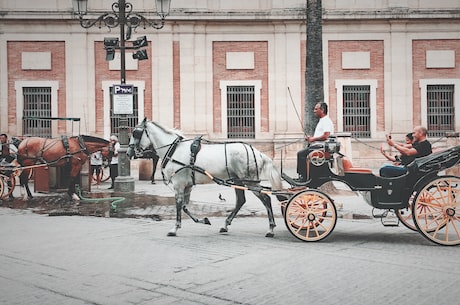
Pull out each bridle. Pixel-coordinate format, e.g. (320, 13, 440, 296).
(130, 124, 183, 170)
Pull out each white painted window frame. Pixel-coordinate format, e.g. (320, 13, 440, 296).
(220, 80, 262, 139)
(14, 80, 59, 136)
(335, 79, 378, 137)
(102, 81, 145, 139)
(419, 78, 460, 130)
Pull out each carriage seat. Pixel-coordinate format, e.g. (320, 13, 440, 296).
(341, 157, 373, 174)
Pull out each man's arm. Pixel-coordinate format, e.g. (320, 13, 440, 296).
(387, 137, 417, 156)
(306, 131, 330, 143)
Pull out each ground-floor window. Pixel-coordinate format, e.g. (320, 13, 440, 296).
(22, 87, 52, 137)
(427, 84, 455, 138)
(342, 85, 371, 138)
(227, 85, 255, 139)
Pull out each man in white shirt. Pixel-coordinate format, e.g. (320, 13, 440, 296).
(108, 135, 120, 189)
(296, 102, 334, 181)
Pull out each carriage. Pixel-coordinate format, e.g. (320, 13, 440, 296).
(279, 138, 460, 246)
(128, 119, 460, 246)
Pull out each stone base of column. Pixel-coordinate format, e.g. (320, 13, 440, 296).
(114, 175, 135, 192)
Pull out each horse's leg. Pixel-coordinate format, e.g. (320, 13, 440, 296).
(252, 191, 276, 238)
(220, 188, 246, 234)
(168, 190, 185, 236)
(181, 187, 211, 225)
(68, 164, 81, 202)
(19, 170, 33, 200)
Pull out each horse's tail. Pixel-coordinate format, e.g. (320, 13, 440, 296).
(260, 153, 283, 192)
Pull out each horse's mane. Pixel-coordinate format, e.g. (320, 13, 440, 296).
(80, 135, 109, 144)
(148, 120, 184, 138)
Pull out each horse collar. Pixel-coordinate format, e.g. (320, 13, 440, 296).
(77, 136, 89, 155)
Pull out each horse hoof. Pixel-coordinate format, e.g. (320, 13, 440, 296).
(203, 217, 211, 225)
(219, 228, 228, 233)
(265, 232, 275, 238)
(167, 232, 176, 237)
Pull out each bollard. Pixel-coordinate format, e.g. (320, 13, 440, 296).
(138, 159, 153, 181)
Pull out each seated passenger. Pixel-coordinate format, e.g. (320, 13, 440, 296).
(380, 132, 414, 165)
(379, 126, 432, 177)
(296, 102, 334, 181)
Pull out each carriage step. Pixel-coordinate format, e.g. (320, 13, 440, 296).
(373, 209, 399, 226)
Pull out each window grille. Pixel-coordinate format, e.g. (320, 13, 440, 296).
(22, 87, 52, 137)
(343, 85, 371, 138)
(227, 86, 255, 139)
(110, 86, 139, 137)
(427, 84, 454, 138)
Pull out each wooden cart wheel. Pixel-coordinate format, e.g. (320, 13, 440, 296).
(412, 176, 460, 246)
(0, 174, 16, 200)
(284, 189, 337, 242)
(396, 192, 418, 231)
(92, 166, 110, 185)
(0, 174, 5, 199)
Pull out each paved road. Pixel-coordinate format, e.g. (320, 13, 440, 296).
(1, 206, 459, 305)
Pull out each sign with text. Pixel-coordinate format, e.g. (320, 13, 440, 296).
(113, 84, 134, 115)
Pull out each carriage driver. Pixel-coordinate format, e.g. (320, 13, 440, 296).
(0, 133, 18, 200)
(295, 102, 334, 182)
(0, 133, 18, 164)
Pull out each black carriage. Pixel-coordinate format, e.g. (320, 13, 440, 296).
(280, 138, 460, 246)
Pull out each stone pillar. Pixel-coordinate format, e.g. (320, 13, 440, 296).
(446, 132, 460, 176)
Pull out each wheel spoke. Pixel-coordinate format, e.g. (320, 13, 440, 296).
(284, 190, 337, 242)
(413, 176, 460, 246)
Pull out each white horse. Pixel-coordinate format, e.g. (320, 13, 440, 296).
(127, 118, 284, 237)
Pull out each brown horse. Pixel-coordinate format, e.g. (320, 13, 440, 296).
(17, 135, 110, 201)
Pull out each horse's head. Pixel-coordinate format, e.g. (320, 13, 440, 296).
(127, 119, 151, 159)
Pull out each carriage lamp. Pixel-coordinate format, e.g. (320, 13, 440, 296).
(72, 0, 172, 192)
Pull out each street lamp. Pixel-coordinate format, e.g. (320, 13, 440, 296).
(72, 0, 171, 192)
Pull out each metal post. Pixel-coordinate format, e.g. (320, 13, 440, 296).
(72, 0, 171, 192)
(114, 0, 135, 192)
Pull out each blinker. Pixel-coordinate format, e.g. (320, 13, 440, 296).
(132, 128, 144, 139)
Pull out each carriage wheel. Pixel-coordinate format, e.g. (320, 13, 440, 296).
(396, 192, 418, 231)
(0, 174, 16, 200)
(284, 189, 337, 242)
(92, 166, 110, 185)
(100, 165, 110, 182)
(412, 176, 460, 246)
(398, 191, 439, 232)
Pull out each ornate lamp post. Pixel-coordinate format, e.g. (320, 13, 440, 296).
(72, 0, 171, 192)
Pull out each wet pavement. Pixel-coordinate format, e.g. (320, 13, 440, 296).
(1, 172, 377, 222)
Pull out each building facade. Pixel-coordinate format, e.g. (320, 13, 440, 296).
(1, 0, 460, 168)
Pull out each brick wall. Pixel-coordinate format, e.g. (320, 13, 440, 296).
(7, 41, 66, 134)
(212, 41, 269, 134)
(327, 40, 385, 132)
(412, 39, 460, 126)
(94, 41, 152, 134)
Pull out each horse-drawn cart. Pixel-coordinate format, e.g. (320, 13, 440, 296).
(128, 119, 460, 246)
(279, 139, 460, 246)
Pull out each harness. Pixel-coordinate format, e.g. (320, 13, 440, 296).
(133, 122, 261, 186)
